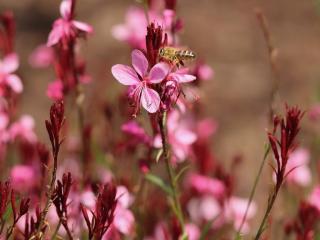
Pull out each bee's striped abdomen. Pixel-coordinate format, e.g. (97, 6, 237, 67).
(176, 50, 196, 61)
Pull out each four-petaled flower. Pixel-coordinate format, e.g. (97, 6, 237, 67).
(0, 53, 23, 95)
(47, 0, 93, 47)
(111, 49, 169, 114)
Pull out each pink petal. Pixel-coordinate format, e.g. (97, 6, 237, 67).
(141, 87, 160, 113)
(6, 75, 23, 93)
(47, 27, 63, 46)
(46, 81, 64, 100)
(291, 166, 311, 186)
(114, 206, 135, 235)
(149, 62, 170, 84)
(72, 20, 93, 33)
(170, 72, 196, 83)
(1, 53, 19, 73)
(111, 24, 130, 41)
(60, 0, 72, 19)
(198, 63, 214, 80)
(111, 64, 140, 86)
(185, 224, 200, 240)
(28, 45, 55, 68)
(175, 129, 197, 145)
(131, 49, 148, 78)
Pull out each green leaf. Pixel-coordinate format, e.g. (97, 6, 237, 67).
(145, 173, 173, 196)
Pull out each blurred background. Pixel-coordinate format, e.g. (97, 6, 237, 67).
(1, 0, 320, 237)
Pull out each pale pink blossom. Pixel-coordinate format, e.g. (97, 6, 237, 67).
(155, 110, 197, 162)
(112, 7, 161, 49)
(196, 118, 218, 140)
(113, 186, 135, 235)
(188, 174, 225, 198)
(309, 104, 320, 121)
(272, 148, 311, 187)
(9, 115, 37, 143)
(111, 49, 169, 113)
(28, 44, 55, 68)
(47, 0, 93, 47)
(196, 63, 214, 81)
(185, 223, 200, 240)
(187, 195, 221, 223)
(0, 53, 23, 94)
(121, 120, 151, 145)
(308, 186, 320, 212)
(224, 196, 257, 234)
(10, 165, 37, 192)
(47, 80, 64, 100)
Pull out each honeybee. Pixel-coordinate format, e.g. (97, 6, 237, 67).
(159, 47, 196, 66)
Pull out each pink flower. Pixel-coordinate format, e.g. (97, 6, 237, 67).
(0, 53, 23, 94)
(286, 148, 311, 186)
(156, 110, 197, 162)
(196, 118, 218, 140)
(10, 165, 36, 192)
(309, 104, 320, 121)
(272, 148, 311, 187)
(28, 44, 55, 68)
(121, 120, 151, 145)
(47, 80, 64, 100)
(188, 173, 225, 198)
(111, 49, 169, 114)
(224, 197, 257, 234)
(113, 186, 135, 235)
(185, 223, 200, 240)
(111, 7, 161, 49)
(187, 195, 221, 223)
(47, 0, 93, 47)
(9, 115, 37, 143)
(308, 186, 320, 212)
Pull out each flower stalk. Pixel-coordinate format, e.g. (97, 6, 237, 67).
(158, 111, 185, 234)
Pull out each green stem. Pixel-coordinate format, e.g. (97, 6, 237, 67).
(158, 112, 185, 232)
(51, 220, 62, 240)
(236, 144, 270, 236)
(254, 188, 278, 240)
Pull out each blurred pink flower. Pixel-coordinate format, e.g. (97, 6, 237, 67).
(194, 62, 214, 81)
(154, 110, 197, 162)
(0, 53, 23, 94)
(188, 174, 225, 198)
(187, 195, 221, 223)
(113, 186, 135, 235)
(10, 165, 36, 192)
(185, 223, 200, 240)
(309, 104, 320, 121)
(224, 196, 257, 234)
(196, 118, 218, 140)
(47, 0, 93, 47)
(111, 49, 169, 113)
(28, 44, 55, 68)
(112, 7, 160, 49)
(121, 120, 151, 145)
(272, 148, 311, 187)
(47, 80, 64, 100)
(308, 186, 320, 212)
(9, 115, 37, 143)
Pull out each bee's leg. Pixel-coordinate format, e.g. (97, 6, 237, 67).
(179, 60, 184, 67)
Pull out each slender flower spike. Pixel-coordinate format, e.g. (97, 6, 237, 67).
(111, 49, 170, 114)
(47, 0, 93, 47)
(268, 105, 304, 191)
